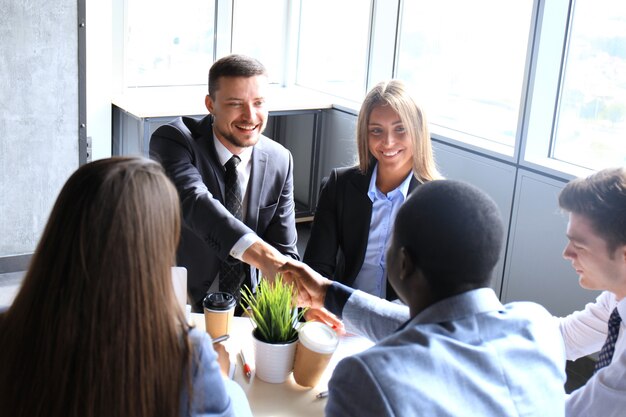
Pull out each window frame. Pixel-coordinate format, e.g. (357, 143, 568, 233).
(520, 0, 593, 180)
(111, 0, 611, 180)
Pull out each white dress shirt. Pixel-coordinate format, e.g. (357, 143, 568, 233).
(212, 134, 260, 260)
(559, 291, 626, 417)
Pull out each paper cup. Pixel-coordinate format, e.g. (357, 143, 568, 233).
(203, 292, 236, 339)
(293, 322, 339, 387)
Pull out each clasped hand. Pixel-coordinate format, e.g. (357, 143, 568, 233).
(278, 260, 344, 334)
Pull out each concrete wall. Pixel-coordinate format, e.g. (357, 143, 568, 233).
(0, 0, 79, 261)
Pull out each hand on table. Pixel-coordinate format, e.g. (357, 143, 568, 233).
(213, 342, 231, 377)
(304, 307, 345, 335)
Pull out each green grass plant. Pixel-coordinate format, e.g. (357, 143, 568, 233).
(240, 274, 306, 344)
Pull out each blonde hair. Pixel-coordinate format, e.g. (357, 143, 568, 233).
(0, 156, 190, 417)
(356, 80, 441, 182)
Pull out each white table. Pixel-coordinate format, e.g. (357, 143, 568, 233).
(190, 313, 374, 417)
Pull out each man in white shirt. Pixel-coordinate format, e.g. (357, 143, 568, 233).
(557, 167, 626, 417)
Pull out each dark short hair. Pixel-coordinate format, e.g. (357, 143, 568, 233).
(208, 54, 267, 98)
(394, 180, 503, 296)
(559, 167, 626, 253)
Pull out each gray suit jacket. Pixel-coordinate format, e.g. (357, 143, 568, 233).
(150, 115, 298, 308)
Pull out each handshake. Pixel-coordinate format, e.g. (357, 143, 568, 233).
(278, 260, 345, 333)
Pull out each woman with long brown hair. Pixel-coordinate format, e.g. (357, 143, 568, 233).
(0, 156, 251, 417)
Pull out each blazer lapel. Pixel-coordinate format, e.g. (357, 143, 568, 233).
(196, 115, 226, 202)
(407, 175, 420, 194)
(343, 169, 373, 285)
(246, 140, 268, 230)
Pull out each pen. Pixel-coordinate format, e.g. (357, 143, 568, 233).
(212, 334, 230, 344)
(316, 390, 329, 399)
(239, 349, 252, 378)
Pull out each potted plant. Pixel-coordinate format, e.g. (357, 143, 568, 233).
(240, 274, 306, 383)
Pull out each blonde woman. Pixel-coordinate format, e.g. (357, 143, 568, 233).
(305, 80, 441, 302)
(0, 157, 251, 417)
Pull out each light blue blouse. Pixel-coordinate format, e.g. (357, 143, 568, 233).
(352, 165, 413, 298)
(180, 328, 252, 417)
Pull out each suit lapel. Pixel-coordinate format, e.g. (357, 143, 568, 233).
(344, 169, 373, 285)
(246, 138, 268, 230)
(196, 115, 226, 202)
(407, 175, 420, 194)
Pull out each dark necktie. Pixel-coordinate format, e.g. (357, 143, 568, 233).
(594, 307, 622, 373)
(219, 155, 245, 297)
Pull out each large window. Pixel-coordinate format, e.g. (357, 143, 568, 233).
(296, 0, 371, 100)
(552, 0, 626, 170)
(113, 0, 625, 175)
(396, 0, 534, 151)
(231, 0, 288, 85)
(124, 0, 215, 88)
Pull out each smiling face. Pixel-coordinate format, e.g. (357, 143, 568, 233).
(563, 212, 626, 299)
(367, 104, 414, 177)
(205, 75, 269, 154)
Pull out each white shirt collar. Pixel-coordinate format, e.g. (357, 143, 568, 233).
(616, 294, 626, 322)
(212, 133, 253, 168)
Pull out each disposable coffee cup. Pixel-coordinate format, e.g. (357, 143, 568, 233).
(293, 322, 339, 388)
(203, 292, 236, 339)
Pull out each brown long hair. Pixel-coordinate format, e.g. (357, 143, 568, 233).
(0, 156, 189, 417)
(356, 80, 441, 182)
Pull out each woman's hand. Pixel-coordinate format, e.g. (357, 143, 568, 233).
(213, 342, 232, 377)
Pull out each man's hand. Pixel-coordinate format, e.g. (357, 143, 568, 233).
(278, 259, 332, 309)
(241, 240, 289, 281)
(304, 307, 345, 335)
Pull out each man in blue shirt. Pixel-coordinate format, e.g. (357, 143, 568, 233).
(281, 180, 566, 416)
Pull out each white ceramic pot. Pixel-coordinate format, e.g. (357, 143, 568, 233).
(252, 331, 298, 383)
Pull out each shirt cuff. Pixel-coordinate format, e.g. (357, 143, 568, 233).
(230, 233, 261, 260)
(324, 282, 354, 318)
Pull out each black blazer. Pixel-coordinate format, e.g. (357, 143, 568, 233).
(150, 115, 299, 308)
(304, 166, 419, 301)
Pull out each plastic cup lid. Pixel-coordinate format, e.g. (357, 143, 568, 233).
(298, 322, 339, 354)
(203, 292, 236, 311)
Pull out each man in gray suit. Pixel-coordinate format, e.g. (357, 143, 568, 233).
(151, 55, 298, 311)
(282, 180, 566, 416)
